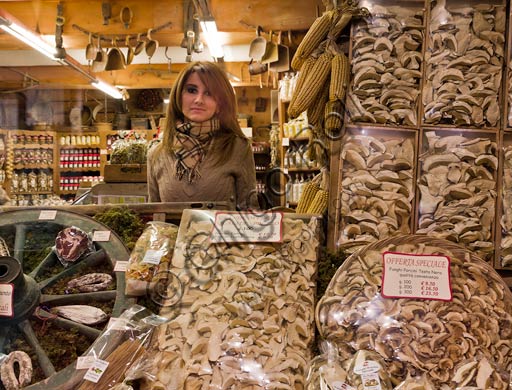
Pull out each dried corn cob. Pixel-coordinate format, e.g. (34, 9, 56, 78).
(307, 79, 329, 126)
(288, 51, 333, 119)
(329, 52, 350, 102)
(288, 55, 316, 106)
(325, 100, 344, 136)
(291, 9, 337, 71)
(307, 189, 329, 214)
(296, 179, 320, 214)
(328, 12, 353, 39)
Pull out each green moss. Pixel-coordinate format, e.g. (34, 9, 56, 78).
(93, 207, 145, 250)
(316, 247, 349, 299)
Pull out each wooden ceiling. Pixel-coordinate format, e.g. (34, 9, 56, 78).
(0, 0, 324, 89)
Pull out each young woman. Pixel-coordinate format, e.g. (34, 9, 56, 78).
(147, 61, 258, 210)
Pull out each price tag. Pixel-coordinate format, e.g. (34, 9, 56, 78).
(0, 284, 13, 317)
(282, 137, 290, 146)
(83, 359, 109, 383)
(283, 168, 289, 174)
(381, 252, 452, 301)
(100, 149, 108, 155)
(38, 210, 57, 220)
(113, 261, 128, 272)
(92, 230, 111, 242)
(76, 356, 96, 370)
(210, 212, 283, 243)
(142, 249, 164, 265)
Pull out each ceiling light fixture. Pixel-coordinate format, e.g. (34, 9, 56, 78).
(199, 18, 224, 58)
(0, 9, 122, 99)
(0, 12, 58, 60)
(91, 80, 124, 99)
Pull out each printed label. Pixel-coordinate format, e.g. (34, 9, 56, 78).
(113, 261, 128, 272)
(331, 381, 355, 390)
(92, 230, 111, 242)
(83, 359, 109, 383)
(381, 252, 452, 301)
(0, 284, 13, 317)
(142, 249, 164, 265)
(76, 356, 96, 370)
(210, 212, 283, 243)
(38, 210, 57, 220)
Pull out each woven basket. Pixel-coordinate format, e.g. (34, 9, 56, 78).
(316, 234, 512, 388)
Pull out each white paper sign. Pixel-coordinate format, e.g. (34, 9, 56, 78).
(38, 210, 57, 220)
(83, 359, 109, 383)
(381, 252, 452, 301)
(142, 249, 164, 265)
(282, 137, 290, 146)
(92, 230, 111, 242)
(113, 260, 128, 272)
(210, 212, 283, 243)
(0, 284, 13, 317)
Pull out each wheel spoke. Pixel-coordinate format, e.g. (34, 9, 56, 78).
(37, 249, 108, 290)
(28, 251, 59, 279)
(17, 319, 56, 378)
(40, 291, 117, 306)
(34, 309, 102, 341)
(13, 223, 28, 264)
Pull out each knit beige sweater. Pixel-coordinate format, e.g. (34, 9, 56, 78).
(147, 136, 258, 209)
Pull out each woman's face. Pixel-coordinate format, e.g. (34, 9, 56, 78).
(181, 72, 218, 123)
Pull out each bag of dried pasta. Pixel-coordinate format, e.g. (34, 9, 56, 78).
(74, 304, 168, 390)
(125, 221, 179, 296)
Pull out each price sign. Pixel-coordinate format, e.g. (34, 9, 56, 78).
(38, 210, 57, 220)
(113, 261, 128, 272)
(92, 230, 111, 242)
(381, 252, 452, 301)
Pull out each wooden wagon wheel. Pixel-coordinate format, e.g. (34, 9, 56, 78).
(0, 208, 134, 390)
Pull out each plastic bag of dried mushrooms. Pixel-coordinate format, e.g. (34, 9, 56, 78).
(316, 234, 512, 390)
(139, 209, 321, 389)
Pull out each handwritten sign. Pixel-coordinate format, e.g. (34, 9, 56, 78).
(210, 212, 283, 243)
(38, 210, 57, 220)
(381, 252, 452, 301)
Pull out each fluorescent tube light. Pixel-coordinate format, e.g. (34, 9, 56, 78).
(199, 19, 224, 58)
(91, 80, 123, 99)
(0, 18, 58, 60)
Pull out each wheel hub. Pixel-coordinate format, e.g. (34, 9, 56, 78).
(0, 256, 41, 325)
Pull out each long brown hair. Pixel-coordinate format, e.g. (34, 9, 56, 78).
(154, 61, 247, 165)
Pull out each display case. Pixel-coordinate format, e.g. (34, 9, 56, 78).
(416, 128, 498, 263)
(346, 1, 425, 128)
(422, 1, 506, 128)
(335, 126, 418, 254)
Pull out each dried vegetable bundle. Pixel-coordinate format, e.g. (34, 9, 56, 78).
(316, 235, 512, 389)
(288, 1, 369, 137)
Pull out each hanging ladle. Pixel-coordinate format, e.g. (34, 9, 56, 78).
(125, 35, 135, 65)
(134, 33, 145, 55)
(145, 28, 159, 62)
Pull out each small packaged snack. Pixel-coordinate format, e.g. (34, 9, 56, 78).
(125, 221, 179, 296)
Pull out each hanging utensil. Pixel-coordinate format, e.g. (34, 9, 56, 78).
(134, 33, 145, 55)
(270, 31, 290, 72)
(248, 26, 266, 61)
(105, 37, 126, 71)
(125, 35, 135, 65)
(120, 6, 133, 29)
(85, 32, 97, 61)
(164, 46, 173, 73)
(145, 28, 159, 62)
(92, 36, 107, 72)
(261, 30, 279, 64)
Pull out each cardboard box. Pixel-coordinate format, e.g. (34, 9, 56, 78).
(104, 164, 147, 183)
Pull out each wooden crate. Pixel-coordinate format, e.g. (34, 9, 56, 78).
(103, 164, 147, 183)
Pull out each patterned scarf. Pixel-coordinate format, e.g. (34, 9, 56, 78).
(173, 119, 219, 183)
